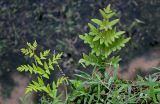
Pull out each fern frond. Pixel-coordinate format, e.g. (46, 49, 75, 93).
(21, 41, 37, 57)
(79, 4, 130, 69)
(26, 81, 42, 93)
(79, 33, 94, 44)
(33, 40, 37, 49)
(17, 64, 34, 74)
(17, 41, 67, 99)
(40, 50, 50, 60)
(43, 49, 50, 56)
(34, 55, 43, 65)
(79, 53, 102, 67)
(25, 78, 49, 94)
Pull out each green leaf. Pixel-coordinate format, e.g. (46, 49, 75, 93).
(106, 12, 115, 19)
(21, 48, 30, 55)
(38, 77, 44, 86)
(91, 19, 102, 26)
(104, 4, 111, 13)
(33, 40, 37, 49)
(34, 55, 43, 65)
(115, 31, 125, 38)
(109, 19, 119, 27)
(29, 52, 34, 57)
(43, 74, 49, 79)
(44, 62, 50, 74)
(47, 84, 52, 93)
(93, 35, 100, 41)
(99, 9, 107, 19)
(88, 23, 97, 34)
(55, 52, 63, 60)
(48, 58, 54, 70)
(37, 66, 45, 75)
(40, 52, 46, 59)
(43, 50, 50, 56)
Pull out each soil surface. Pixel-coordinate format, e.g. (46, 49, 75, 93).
(0, 73, 33, 104)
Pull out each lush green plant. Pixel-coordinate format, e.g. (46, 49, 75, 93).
(17, 41, 68, 103)
(17, 5, 160, 104)
(67, 4, 160, 104)
(68, 71, 130, 104)
(67, 69, 160, 104)
(79, 4, 130, 70)
(67, 4, 131, 103)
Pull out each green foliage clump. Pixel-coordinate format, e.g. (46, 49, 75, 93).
(17, 5, 160, 104)
(79, 5, 130, 68)
(17, 41, 68, 101)
(68, 70, 160, 104)
(67, 4, 160, 104)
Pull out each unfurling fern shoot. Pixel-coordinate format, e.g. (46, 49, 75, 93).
(79, 5, 130, 74)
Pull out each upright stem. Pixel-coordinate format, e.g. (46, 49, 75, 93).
(57, 64, 68, 101)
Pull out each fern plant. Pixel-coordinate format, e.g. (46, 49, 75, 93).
(79, 4, 130, 70)
(17, 41, 68, 100)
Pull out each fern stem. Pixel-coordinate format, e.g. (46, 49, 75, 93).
(57, 64, 68, 101)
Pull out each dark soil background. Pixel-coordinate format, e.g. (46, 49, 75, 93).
(0, 0, 160, 102)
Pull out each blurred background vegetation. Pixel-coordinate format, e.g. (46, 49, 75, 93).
(0, 0, 160, 100)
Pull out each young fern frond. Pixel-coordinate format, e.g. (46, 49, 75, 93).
(79, 4, 130, 68)
(21, 40, 37, 57)
(40, 50, 50, 60)
(17, 41, 63, 79)
(26, 77, 45, 93)
(17, 41, 67, 99)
